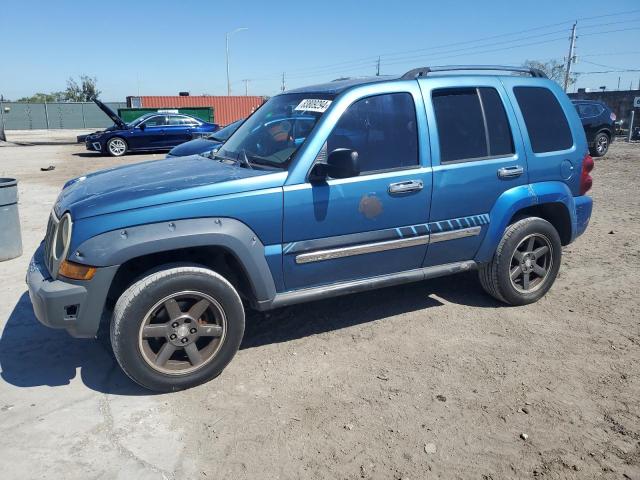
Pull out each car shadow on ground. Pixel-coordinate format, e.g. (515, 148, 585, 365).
(241, 271, 502, 350)
(0, 272, 501, 394)
(0, 292, 148, 395)
(72, 151, 167, 158)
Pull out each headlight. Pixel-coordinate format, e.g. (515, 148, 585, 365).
(53, 212, 72, 262)
(44, 212, 73, 278)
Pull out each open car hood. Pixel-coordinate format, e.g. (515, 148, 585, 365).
(93, 98, 127, 129)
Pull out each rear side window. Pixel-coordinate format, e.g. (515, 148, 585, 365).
(575, 103, 603, 118)
(514, 87, 573, 153)
(432, 87, 514, 163)
(327, 93, 418, 174)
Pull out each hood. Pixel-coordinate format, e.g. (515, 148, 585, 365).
(55, 155, 275, 220)
(168, 138, 222, 157)
(93, 98, 127, 129)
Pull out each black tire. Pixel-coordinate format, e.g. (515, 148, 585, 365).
(110, 266, 245, 392)
(590, 131, 610, 157)
(478, 217, 562, 306)
(106, 136, 128, 157)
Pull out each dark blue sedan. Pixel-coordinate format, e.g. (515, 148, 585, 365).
(85, 99, 219, 156)
(166, 118, 244, 158)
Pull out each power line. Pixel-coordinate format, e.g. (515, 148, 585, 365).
(256, 8, 640, 79)
(580, 50, 640, 57)
(580, 26, 640, 37)
(575, 69, 640, 75)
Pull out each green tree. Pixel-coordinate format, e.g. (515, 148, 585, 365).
(523, 59, 576, 87)
(65, 75, 101, 101)
(16, 91, 66, 102)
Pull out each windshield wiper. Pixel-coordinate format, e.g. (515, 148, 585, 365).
(244, 152, 285, 168)
(211, 150, 253, 169)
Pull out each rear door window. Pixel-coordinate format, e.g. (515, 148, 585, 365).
(432, 87, 514, 163)
(514, 87, 573, 153)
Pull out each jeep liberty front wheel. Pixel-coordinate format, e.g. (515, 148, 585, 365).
(478, 217, 562, 305)
(110, 266, 245, 392)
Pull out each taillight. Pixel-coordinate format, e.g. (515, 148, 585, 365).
(580, 153, 594, 195)
(610, 112, 616, 121)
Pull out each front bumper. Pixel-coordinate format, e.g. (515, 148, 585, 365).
(85, 139, 102, 151)
(26, 244, 118, 338)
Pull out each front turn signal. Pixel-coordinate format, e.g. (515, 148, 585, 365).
(58, 260, 97, 281)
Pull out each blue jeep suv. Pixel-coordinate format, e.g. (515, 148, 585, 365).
(26, 66, 593, 391)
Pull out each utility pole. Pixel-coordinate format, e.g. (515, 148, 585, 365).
(376, 56, 380, 76)
(242, 79, 250, 96)
(225, 27, 248, 96)
(563, 22, 577, 93)
(617, 76, 621, 90)
(281, 72, 286, 92)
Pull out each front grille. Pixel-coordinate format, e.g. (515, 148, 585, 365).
(43, 211, 59, 277)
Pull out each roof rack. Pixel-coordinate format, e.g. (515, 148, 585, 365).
(400, 65, 547, 80)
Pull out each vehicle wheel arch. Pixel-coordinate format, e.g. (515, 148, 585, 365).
(474, 183, 575, 263)
(74, 218, 278, 312)
(106, 246, 257, 310)
(596, 127, 612, 140)
(508, 202, 572, 245)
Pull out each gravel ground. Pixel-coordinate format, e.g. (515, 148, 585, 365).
(0, 138, 638, 479)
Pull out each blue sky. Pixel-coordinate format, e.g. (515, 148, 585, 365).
(1, 0, 639, 100)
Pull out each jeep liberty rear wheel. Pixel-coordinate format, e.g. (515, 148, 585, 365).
(110, 266, 245, 392)
(478, 217, 562, 305)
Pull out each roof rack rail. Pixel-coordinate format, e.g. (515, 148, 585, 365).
(401, 65, 547, 80)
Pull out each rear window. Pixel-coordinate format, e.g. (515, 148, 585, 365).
(432, 87, 514, 163)
(514, 87, 573, 153)
(575, 103, 604, 118)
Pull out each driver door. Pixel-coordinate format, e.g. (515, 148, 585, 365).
(133, 115, 167, 149)
(282, 91, 432, 290)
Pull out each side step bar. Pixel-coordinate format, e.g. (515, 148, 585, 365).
(255, 260, 477, 311)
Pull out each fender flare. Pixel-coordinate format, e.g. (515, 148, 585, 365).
(474, 182, 576, 263)
(72, 217, 277, 302)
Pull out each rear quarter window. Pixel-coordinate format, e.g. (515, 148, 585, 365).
(514, 86, 573, 153)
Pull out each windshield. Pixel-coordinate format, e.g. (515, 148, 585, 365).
(217, 93, 334, 168)
(207, 118, 244, 142)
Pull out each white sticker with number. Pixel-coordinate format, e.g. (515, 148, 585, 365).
(294, 98, 332, 113)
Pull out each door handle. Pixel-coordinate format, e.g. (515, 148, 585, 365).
(388, 180, 424, 195)
(497, 165, 524, 179)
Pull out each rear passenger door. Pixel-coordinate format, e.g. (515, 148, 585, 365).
(419, 77, 527, 267)
(165, 116, 196, 147)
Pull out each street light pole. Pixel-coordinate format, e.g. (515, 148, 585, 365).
(226, 27, 248, 96)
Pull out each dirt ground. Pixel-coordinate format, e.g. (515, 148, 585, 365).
(0, 133, 638, 479)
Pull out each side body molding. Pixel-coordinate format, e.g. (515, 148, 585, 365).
(474, 182, 576, 263)
(73, 217, 277, 302)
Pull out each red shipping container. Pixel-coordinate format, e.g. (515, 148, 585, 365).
(136, 96, 265, 125)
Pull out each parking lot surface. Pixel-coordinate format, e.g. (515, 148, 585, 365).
(0, 136, 638, 479)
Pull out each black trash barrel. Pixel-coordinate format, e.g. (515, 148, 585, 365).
(0, 178, 23, 261)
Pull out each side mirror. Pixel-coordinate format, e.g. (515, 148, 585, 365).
(138, 123, 146, 130)
(310, 148, 359, 182)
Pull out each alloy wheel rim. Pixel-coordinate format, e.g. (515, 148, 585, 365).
(597, 136, 608, 154)
(138, 291, 227, 375)
(109, 139, 126, 155)
(509, 233, 553, 294)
